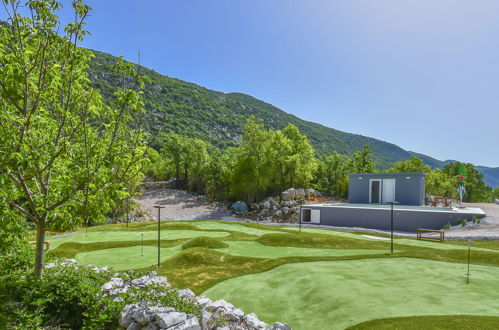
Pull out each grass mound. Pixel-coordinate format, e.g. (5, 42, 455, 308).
(347, 315, 499, 329)
(256, 232, 388, 249)
(182, 236, 229, 250)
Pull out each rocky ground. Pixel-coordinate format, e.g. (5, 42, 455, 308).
(137, 189, 238, 221)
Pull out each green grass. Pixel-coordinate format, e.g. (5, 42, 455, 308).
(76, 245, 182, 271)
(215, 241, 389, 258)
(347, 315, 499, 329)
(45, 220, 499, 329)
(203, 258, 499, 330)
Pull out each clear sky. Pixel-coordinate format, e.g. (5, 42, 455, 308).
(2, 1, 499, 166)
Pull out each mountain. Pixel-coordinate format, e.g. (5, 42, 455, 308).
(476, 166, 499, 188)
(87, 50, 498, 187)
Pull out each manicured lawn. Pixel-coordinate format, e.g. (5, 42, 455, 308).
(203, 258, 499, 330)
(76, 245, 182, 271)
(215, 241, 389, 258)
(348, 315, 499, 329)
(47, 220, 499, 329)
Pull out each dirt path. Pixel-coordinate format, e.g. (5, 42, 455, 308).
(138, 189, 239, 221)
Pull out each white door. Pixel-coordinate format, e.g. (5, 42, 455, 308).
(311, 210, 320, 224)
(382, 179, 396, 203)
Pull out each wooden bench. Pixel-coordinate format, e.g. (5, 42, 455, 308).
(416, 229, 445, 242)
(29, 240, 50, 251)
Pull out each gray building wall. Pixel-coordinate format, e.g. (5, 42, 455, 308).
(300, 205, 485, 232)
(348, 172, 427, 206)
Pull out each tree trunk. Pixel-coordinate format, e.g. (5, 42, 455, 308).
(34, 223, 46, 277)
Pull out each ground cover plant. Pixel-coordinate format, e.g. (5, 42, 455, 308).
(47, 220, 499, 329)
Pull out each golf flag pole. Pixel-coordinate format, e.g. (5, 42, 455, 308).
(153, 205, 165, 268)
(466, 239, 471, 284)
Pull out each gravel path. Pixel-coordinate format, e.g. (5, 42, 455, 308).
(138, 189, 239, 221)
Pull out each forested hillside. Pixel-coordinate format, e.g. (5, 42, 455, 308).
(87, 50, 499, 186)
(88, 50, 418, 169)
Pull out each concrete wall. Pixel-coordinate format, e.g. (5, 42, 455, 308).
(300, 205, 485, 232)
(348, 172, 426, 206)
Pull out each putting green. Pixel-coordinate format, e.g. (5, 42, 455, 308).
(215, 241, 389, 259)
(76, 245, 182, 271)
(49, 230, 229, 249)
(287, 227, 495, 252)
(203, 258, 499, 330)
(189, 221, 289, 236)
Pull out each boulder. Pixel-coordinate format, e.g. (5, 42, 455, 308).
(176, 288, 196, 300)
(155, 311, 188, 328)
(170, 316, 201, 330)
(270, 322, 292, 330)
(305, 189, 321, 198)
(231, 201, 248, 214)
(126, 321, 142, 330)
(101, 277, 125, 291)
(244, 313, 268, 329)
(495, 198, 499, 205)
(281, 188, 306, 201)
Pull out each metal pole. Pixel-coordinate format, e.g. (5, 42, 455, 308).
(299, 205, 302, 233)
(141, 233, 144, 256)
(153, 205, 164, 268)
(466, 239, 471, 284)
(390, 202, 394, 254)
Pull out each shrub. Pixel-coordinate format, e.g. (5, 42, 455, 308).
(457, 218, 467, 227)
(472, 215, 480, 224)
(3, 263, 121, 328)
(442, 223, 452, 230)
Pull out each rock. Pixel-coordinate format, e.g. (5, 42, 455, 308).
(135, 308, 156, 325)
(126, 321, 142, 330)
(155, 311, 188, 329)
(119, 303, 142, 328)
(101, 277, 125, 291)
(142, 323, 159, 330)
(244, 313, 268, 329)
(281, 188, 306, 201)
(231, 201, 248, 214)
(197, 195, 207, 202)
(305, 189, 321, 198)
(169, 316, 201, 330)
(205, 299, 235, 311)
(270, 322, 292, 330)
(195, 296, 212, 307)
(44, 262, 57, 269)
(176, 288, 196, 300)
(201, 310, 213, 328)
(496, 198, 499, 205)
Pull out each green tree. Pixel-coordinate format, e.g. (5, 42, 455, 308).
(426, 168, 456, 198)
(387, 156, 431, 173)
(231, 116, 271, 203)
(443, 162, 490, 202)
(204, 148, 234, 200)
(314, 152, 353, 198)
(0, 0, 146, 275)
(267, 124, 317, 200)
(352, 145, 377, 173)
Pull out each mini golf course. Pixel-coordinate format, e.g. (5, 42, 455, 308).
(47, 220, 499, 329)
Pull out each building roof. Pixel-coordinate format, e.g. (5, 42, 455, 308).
(348, 172, 428, 177)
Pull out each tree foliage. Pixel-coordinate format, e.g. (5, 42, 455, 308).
(0, 0, 147, 275)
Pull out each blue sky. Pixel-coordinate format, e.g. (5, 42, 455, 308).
(2, 1, 499, 166)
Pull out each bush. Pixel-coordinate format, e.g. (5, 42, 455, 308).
(442, 223, 452, 230)
(1, 263, 121, 328)
(457, 218, 467, 227)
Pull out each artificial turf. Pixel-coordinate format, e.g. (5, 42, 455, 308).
(46, 220, 499, 329)
(76, 245, 182, 271)
(203, 258, 499, 330)
(347, 315, 499, 329)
